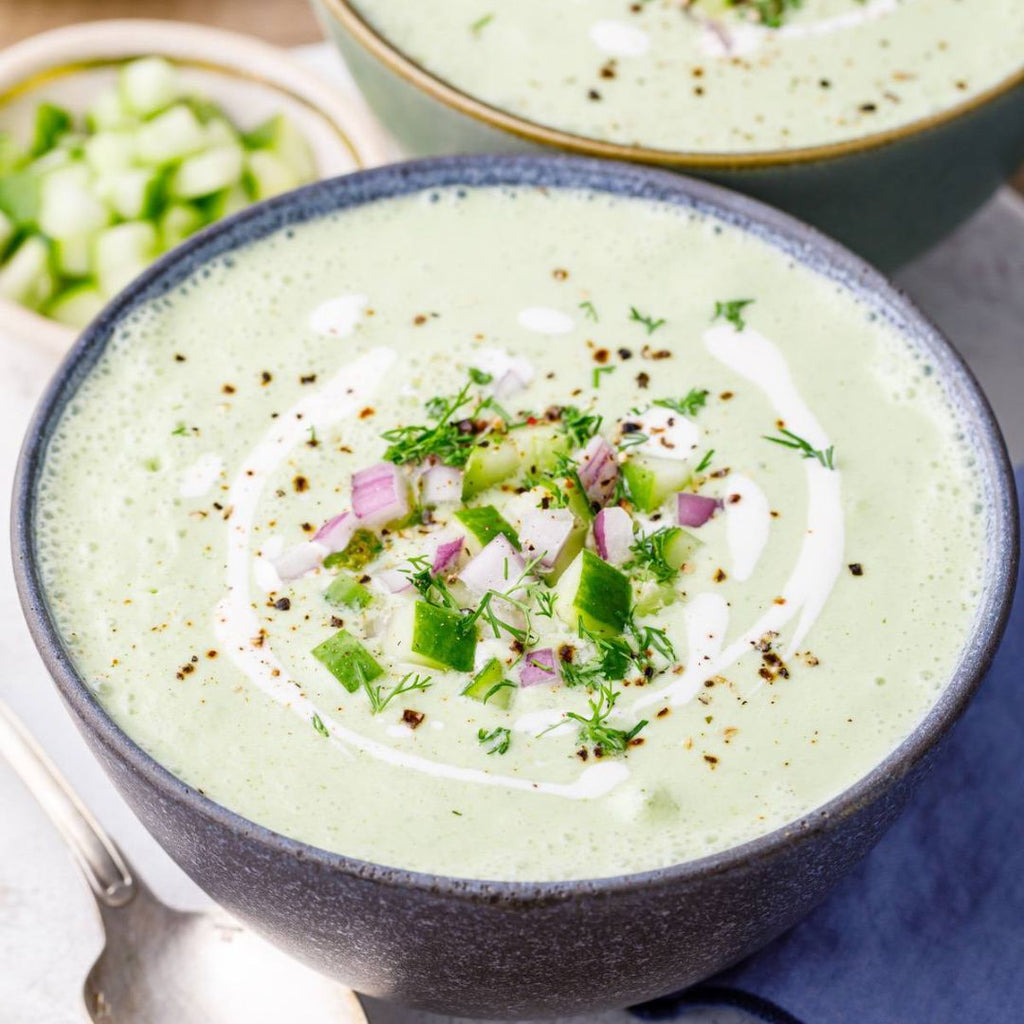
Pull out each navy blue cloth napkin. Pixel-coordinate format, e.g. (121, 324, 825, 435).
(632, 470, 1024, 1024)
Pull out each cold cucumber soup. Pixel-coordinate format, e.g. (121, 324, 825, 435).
(346, 0, 1024, 152)
(35, 183, 984, 881)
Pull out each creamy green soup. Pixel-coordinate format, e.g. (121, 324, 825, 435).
(348, 0, 1023, 152)
(35, 184, 984, 880)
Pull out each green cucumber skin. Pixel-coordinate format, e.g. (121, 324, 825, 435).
(462, 441, 520, 499)
(462, 657, 513, 709)
(324, 573, 373, 610)
(664, 527, 702, 569)
(573, 550, 632, 635)
(411, 601, 477, 671)
(622, 458, 691, 513)
(454, 506, 521, 551)
(312, 630, 383, 693)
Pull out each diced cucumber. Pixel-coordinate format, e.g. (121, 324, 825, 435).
(135, 105, 207, 165)
(246, 150, 301, 201)
(30, 103, 73, 157)
(454, 506, 520, 553)
(158, 203, 204, 249)
(462, 440, 521, 499)
(462, 657, 514, 709)
(621, 456, 692, 513)
(39, 170, 111, 239)
(0, 236, 54, 310)
(0, 131, 24, 175)
(86, 88, 135, 133)
(84, 131, 136, 173)
(203, 118, 239, 148)
(661, 527, 702, 570)
(0, 210, 13, 257)
(324, 572, 372, 610)
(519, 425, 569, 474)
(408, 601, 477, 671)
(94, 221, 157, 298)
(96, 167, 168, 220)
(170, 145, 244, 200)
(45, 284, 105, 329)
(323, 529, 382, 572)
(119, 57, 183, 118)
(243, 113, 315, 181)
(312, 629, 383, 693)
(0, 170, 40, 226)
(555, 549, 632, 636)
(194, 184, 250, 223)
(53, 234, 93, 278)
(633, 580, 679, 616)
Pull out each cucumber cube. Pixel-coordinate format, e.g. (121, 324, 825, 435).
(158, 203, 204, 250)
(203, 118, 240, 149)
(454, 506, 520, 553)
(0, 236, 54, 309)
(135, 105, 207, 165)
(171, 145, 244, 200)
(45, 284, 105, 329)
(119, 57, 183, 118)
(662, 527, 702, 570)
(555, 549, 632, 636)
(243, 114, 315, 182)
(84, 131, 136, 173)
(194, 184, 250, 223)
(462, 657, 513, 709)
(0, 131, 24, 175)
(312, 629, 382, 693)
(622, 456, 692, 512)
(0, 210, 13, 257)
(53, 233, 92, 278)
(30, 103, 73, 158)
(519, 425, 569, 474)
(410, 601, 477, 672)
(324, 572, 372, 610)
(94, 221, 157, 298)
(86, 88, 135, 133)
(96, 168, 167, 221)
(0, 171, 39, 227)
(462, 440, 521, 499)
(246, 150, 301, 200)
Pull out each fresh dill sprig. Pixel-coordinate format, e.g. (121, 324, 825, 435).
(311, 713, 329, 738)
(626, 527, 684, 584)
(726, 0, 803, 29)
(559, 406, 603, 449)
(694, 448, 715, 474)
(470, 12, 494, 33)
(535, 591, 557, 618)
(617, 431, 649, 451)
(477, 725, 511, 755)
(592, 366, 616, 389)
(464, 553, 547, 646)
(363, 673, 433, 715)
(171, 421, 189, 437)
(403, 555, 462, 609)
(763, 428, 836, 470)
(579, 300, 599, 322)
(566, 682, 648, 754)
(713, 298, 754, 331)
(468, 367, 493, 385)
(629, 306, 666, 335)
(652, 388, 709, 417)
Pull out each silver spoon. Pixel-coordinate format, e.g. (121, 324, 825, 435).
(0, 699, 368, 1024)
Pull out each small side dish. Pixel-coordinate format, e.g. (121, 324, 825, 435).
(0, 58, 315, 328)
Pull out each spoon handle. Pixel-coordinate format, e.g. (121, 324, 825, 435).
(0, 699, 135, 908)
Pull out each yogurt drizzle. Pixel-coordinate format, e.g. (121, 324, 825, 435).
(215, 308, 842, 797)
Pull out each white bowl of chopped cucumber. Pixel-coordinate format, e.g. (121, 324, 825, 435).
(0, 19, 391, 354)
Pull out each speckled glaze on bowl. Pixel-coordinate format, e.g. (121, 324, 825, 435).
(12, 156, 1019, 1019)
(313, 0, 1024, 271)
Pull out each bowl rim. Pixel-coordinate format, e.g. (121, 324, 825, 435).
(12, 153, 1020, 900)
(0, 17, 391, 359)
(320, 0, 1024, 170)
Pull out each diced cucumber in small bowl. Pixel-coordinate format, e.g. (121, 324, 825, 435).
(0, 19, 389, 355)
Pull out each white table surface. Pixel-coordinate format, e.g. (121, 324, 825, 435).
(0, 40, 1021, 1024)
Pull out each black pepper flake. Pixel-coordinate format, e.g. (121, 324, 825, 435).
(260, 371, 272, 385)
(859, 103, 878, 113)
(293, 476, 309, 493)
(636, 371, 650, 389)
(330, 616, 344, 628)
(849, 563, 864, 576)
(552, 268, 569, 281)
(273, 597, 291, 611)
(576, 747, 589, 761)
(222, 383, 236, 394)
(173, 353, 186, 362)
(703, 754, 719, 767)
(402, 709, 425, 729)
(617, 347, 633, 360)
(299, 373, 317, 385)
(587, 88, 602, 101)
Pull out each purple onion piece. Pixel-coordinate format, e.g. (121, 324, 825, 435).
(351, 462, 410, 528)
(577, 435, 619, 507)
(519, 509, 575, 570)
(520, 648, 558, 687)
(313, 510, 358, 552)
(676, 492, 722, 528)
(271, 541, 327, 581)
(458, 535, 526, 596)
(419, 464, 463, 506)
(594, 506, 634, 565)
(432, 536, 464, 575)
(375, 568, 412, 594)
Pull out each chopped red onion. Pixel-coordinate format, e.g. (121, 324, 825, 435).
(519, 509, 575, 570)
(458, 534, 526, 596)
(313, 510, 358, 552)
(375, 568, 412, 594)
(351, 462, 410, 529)
(594, 506, 634, 565)
(676, 492, 722, 528)
(432, 536, 464, 575)
(419, 463, 463, 506)
(271, 541, 327, 581)
(577, 435, 619, 507)
(493, 368, 530, 400)
(520, 648, 558, 687)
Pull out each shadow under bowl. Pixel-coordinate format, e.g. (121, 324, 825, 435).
(11, 154, 1019, 1019)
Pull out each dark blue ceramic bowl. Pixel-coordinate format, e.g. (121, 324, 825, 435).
(12, 156, 1019, 1019)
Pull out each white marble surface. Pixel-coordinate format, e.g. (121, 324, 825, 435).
(0, 40, 1022, 1024)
